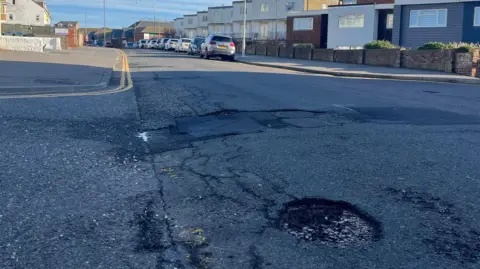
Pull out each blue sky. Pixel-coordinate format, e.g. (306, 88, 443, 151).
(47, 0, 233, 28)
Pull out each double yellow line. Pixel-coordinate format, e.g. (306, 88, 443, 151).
(0, 50, 133, 99)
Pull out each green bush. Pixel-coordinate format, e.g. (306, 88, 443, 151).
(417, 42, 447, 50)
(363, 40, 396, 49)
(293, 43, 314, 48)
(445, 42, 480, 52)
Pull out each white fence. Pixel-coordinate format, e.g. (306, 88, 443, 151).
(0, 36, 62, 52)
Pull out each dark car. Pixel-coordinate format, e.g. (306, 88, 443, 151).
(105, 42, 114, 48)
(188, 37, 205, 55)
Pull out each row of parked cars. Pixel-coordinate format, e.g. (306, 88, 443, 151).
(128, 35, 236, 61)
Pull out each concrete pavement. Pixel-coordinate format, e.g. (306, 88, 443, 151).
(0, 47, 119, 89)
(1, 49, 480, 269)
(236, 54, 480, 85)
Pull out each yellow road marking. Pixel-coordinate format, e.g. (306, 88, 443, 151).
(0, 49, 133, 99)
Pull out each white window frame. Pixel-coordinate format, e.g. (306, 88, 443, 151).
(261, 3, 269, 13)
(214, 11, 220, 17)
(293, 17, 313, 31)
(409, 9, 447, 28)
(474, 7, 480, 26)
(338, 14, 364, 28)
(188, 18, 193, 24)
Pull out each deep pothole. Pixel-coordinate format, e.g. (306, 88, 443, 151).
(279, 198, 382, 247)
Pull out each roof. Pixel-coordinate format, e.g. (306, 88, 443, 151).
(197, 11, 208, 14)
(55, 21, 79, 28)
(127, 20, 173, 29)
(209, 5, 233, 10)
(137, 25, 173, 33)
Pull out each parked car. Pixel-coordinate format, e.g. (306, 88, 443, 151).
(200, 34, 235, 61)
(176, 38, 192, 52)
(105, 42, 114, 48)
(139, 39, 148, 49)
(164, 39, 178, 51)
(188, 37, 205, 55)
(147, 39, 157, 49)
(158, 38, 169, 50)
(125, 42, 134, 49)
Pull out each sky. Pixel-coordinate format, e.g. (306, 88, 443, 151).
(47, 0, 233, 28)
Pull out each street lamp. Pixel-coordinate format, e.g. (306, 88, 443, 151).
(242, 0, 246, 57)
(103, 0, 106, 46)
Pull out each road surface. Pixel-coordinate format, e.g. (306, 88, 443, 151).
(1, 48, 480, 269)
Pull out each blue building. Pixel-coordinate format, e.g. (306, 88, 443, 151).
(393, 0, 480, 48)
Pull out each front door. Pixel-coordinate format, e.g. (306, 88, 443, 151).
(377, 9, 393, 42)
(260, 23, 269, 40)
(320, 14, 328, 49)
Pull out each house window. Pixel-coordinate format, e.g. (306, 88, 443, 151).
(342, 0, 357, 4)
(202, 15, 207, 22)
(180, 21, 183, 26)
(293, 17, 313, 31)
(409, 9, 447, 28)
(386, 13, 393, 29)
(339, 14, 364, 28)
(8, 14, 13, 20)
(261, 3, 269, 13)
(474, 7, 480, 26)
(12, 0, 15, 4)
(36, 15, 40, 22)
(188, 18, 193, 24)
(214, 11, 220, 17)
(240, 7, 247, 15)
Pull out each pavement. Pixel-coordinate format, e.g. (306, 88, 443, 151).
(0, 47, 119, 90)
(1, 49, 480, 269)
(236, 54, 480, 85)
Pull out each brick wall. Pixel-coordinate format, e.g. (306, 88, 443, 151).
(334, 49, 364, 64)
(279, 46, 294, 58)
(401, 49, 454, 72)
(267, 45, 279, 56)
(294, 47, 312, 60)
(246, 44, 256, 55)
(312, 49, 334, 62)
(453, 49, 479, 77)
(256, 44, 267, 56)
(364, 49, 401, 68)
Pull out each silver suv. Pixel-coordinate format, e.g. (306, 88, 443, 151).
(200, 34, 235, 61)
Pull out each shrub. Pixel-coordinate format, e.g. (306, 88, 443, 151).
(445, 42, 480, 53)
(417, 42, 447, 50)
(293, 43, 314, 48)
(363, 40, 396, 49)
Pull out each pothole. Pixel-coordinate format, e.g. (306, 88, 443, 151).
(279, 198, 382, 247)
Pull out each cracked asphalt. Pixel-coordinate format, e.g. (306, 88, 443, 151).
(1, 48, 480, 269)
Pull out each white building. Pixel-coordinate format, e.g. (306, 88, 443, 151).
(251, 0, 304, 40)
(232, 0, 253, 39)
(173, 17, 184, 38)
(183, 14, 197, 38)
(327, 3, 394, 49)
(196, 11, 208, 37)
(207, 5, 233, 36)
(4, 0, 51, 26)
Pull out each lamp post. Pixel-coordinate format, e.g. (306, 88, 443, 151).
(103, 0, 106, 46)
(242, 0, 246, 57)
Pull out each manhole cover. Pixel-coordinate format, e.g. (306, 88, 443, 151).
(279, 198, 382, 247)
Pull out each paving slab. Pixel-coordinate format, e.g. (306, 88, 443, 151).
(237, 54, 480, 85)
(0, 47, 119, 88)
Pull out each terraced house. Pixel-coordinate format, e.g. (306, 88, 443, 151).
(183, 14, 197, 38)
(3, 0, 51, 26)
(208, 5, 233, 36)
(393, 0, 480, 48)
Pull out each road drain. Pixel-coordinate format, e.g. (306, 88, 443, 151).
(279, 198, 382, 247)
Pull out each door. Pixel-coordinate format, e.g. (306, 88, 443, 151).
(377, 10, 393, 42)
(260, 23, 269, 40)
(320, 14, 328, 49)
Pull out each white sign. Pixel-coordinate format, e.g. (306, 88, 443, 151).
(55, 28, 68, 35)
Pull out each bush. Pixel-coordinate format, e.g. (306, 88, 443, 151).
(363, 40, 396, 49)
(293, 43, 314, 48)
(445, 42, 480, 52)
(417, 42, 447, 50)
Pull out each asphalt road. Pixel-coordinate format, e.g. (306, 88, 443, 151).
(1, 48, 480, 269)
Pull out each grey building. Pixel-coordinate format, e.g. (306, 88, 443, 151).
(393, 0, 480, 48)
